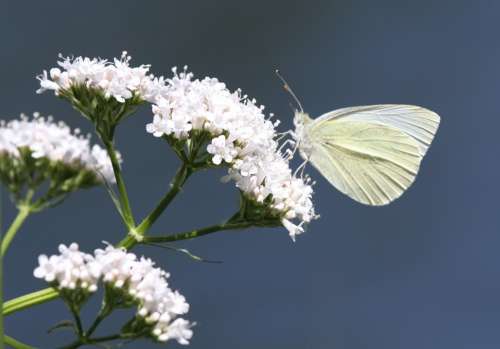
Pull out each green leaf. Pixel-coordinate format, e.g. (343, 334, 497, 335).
(47, 320, 76, 334)
(143, 242, 222, 263)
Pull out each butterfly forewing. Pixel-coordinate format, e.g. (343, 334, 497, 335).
(313, 104, 440, 156)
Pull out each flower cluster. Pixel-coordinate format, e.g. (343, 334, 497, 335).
(34, 243, 101, 291)
(37, 52, 166, 104)
(0, 113, 116, 183)
(36, 53, 319, 239)
(146, 68, 318, 240)
(34, 243, 193, 344)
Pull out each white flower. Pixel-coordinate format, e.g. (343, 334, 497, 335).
(157, 318, 194, 345)
(0, 113, 117, 183)
(37, 52, 166, 104)
(206, 135, 238, 165)
(33, 243, 100, 292)
(35, 243, 193, 344)
(281, 219, 305, 242)
(147, 97, 193, 139)
(145, 68, 318, 239)
(33, 255, 58, 282)
(93, 243, 136, 287)
(90, 145, 118, 183)
(37, 55, 319, 238)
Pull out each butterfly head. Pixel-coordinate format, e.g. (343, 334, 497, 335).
(274, 70, 313, 159)
(293, 111, 314, 159)
(293, 111, 310, 134)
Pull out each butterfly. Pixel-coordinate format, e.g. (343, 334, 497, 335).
(276, 71, 440, 206)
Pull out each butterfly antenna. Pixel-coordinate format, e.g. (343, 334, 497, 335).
(275, 69, 304, 112)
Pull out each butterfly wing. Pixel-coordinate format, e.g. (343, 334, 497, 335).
(304, 105, 439, 205)
(314, 104, 440, 155)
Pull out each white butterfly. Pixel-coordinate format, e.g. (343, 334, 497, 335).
(278, 73, 440, 206)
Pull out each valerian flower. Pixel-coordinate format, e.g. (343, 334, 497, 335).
(34, 243, 194, 345)
(37, 52, 168, 138)
(145, 67, 318, 240)
(37, 52, 163, 104)
(0, 113, 118, 204)
(34, 243, 101, 292)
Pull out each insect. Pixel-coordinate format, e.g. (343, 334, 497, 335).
(276, 71, 440, 206)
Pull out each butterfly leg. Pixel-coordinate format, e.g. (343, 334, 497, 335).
(294, 158, 308, 178)
(276, 130, 294, 141)
(278, 139, 296, 153)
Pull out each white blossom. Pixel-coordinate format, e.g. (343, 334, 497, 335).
(146, 68, 318, 239)
(33, 243, 100, 292)
(0, 113, 117, 183)
(206, 135, 238, 165)
(37, 52, 167, 104)
(157, 318, 194, 345)
(34, 243, 193, 345)
(282, 219, 305, 242)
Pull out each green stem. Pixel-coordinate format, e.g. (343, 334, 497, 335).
(136, 164, 191, 234)
(143, 219, 280, 244)
(85, 301, 112, 338)
(119, 164, 192, 249)
(57, 339, 81, 349)
(4, 335, 35, 349)
(3, 287, 58, 316)
(89, 333, 131, 342)
(1, 207, 30, 256)
(58, 333, 132, 349)
(103, 140, 135, 228)
(67, 305, 83, 337)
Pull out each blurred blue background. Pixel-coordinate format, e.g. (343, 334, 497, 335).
(2, 0, 499, 348)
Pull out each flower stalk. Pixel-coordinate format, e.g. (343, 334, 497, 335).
(4, 335, 35, 349)
(1, 204, 32, 257)
(3, 287, 58, 316)
(143, 219, 281, 244)
(58, 332, 136, 349)
(0, 189, 35, 258)
(118, 163, 192, 249)
(136, 164, 192, 233)
(102, 139, 135, 229)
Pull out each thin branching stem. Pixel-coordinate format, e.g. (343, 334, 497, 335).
(57, 338, 82, 349)
(89, 333, 135, 343)
(119, 162, 193, 249)
(143, 219, 281, 244)
(67, 304, 84, 337)
(103, 139, 135, 229)
(1, 190, 34, 256)
(1, 190, 35, 349)
(3, 287, 59, 316)
(136, 163, 192, 234)
(85, 296, 113, 337)
(57, 332, 135, 349)
(3, 335, 35, 349)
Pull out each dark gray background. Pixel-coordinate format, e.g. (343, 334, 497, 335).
(2, 1, 499, 348)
